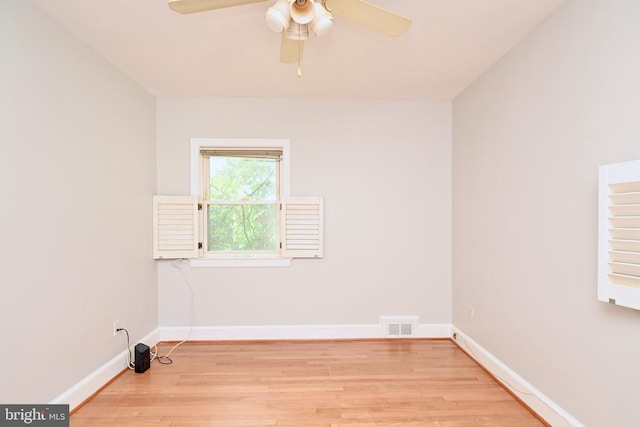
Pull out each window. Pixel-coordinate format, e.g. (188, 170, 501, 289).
(202, 149, 281, 254)
(598, 159, 640, 310)
(153, 138, 323, 267)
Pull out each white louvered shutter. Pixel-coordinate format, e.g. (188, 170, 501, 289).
(153, 195, 200, 259)
(598, 160, 640, 310)
(281, 196, 323, 258)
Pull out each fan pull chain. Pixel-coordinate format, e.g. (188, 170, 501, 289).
(297, 23, 302, 78)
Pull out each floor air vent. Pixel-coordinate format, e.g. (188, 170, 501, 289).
(380, 316, 418, 338)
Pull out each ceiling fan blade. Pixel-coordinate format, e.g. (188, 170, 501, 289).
(323, 0, 410, 37)
(280, 35, 304, 64)
(168, 0, 268, 14)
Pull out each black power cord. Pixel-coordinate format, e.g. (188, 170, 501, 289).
(152, 346, 174, 365)
(117, 328, 135, 369)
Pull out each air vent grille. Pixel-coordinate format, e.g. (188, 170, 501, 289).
(380, 316, 418, 338)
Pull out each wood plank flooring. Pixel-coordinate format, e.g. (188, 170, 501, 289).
(71, 339, 545, 426)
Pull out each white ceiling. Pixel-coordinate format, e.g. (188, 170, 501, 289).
(33, 0, 566, 100)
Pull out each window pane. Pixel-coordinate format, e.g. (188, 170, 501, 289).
(207, 204, 278, 252)
(209, 157, 276, 201)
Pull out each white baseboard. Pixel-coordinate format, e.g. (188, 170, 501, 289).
(50, 328, 160, 411)
(451, 327, 584, 427)
(159, 323, 452, 341)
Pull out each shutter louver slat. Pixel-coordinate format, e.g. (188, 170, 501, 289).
(609, 204, 640, 216)
(608, 193, 640, 205)
(608, 273, 640, 288)
(609, 251, 640, 264)
(609, 239, 640, 252)
(609, 217, 640, 228)
(609, 181, 640, 193)
(609, 228, 640, 240)
(609, 262, 640, 277)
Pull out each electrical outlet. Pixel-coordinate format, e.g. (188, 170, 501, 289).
(113, 320, 121, 336)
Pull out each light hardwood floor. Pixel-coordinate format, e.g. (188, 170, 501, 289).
(71, 339, 546, 426)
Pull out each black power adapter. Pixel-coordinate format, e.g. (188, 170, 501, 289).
(134, 343, 150, 373)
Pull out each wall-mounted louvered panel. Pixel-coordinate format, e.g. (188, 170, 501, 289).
(598, 160, 640, 310)
(281, 196, 323, 258)
(607, 181, 640, 289)
(153, 195, 199, 259)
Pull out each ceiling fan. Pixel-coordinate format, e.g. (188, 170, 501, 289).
(168, 0, 410, 70)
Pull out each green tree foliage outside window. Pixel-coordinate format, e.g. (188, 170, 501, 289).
(207, 156, 278, 252)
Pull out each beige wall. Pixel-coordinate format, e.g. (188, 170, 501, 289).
(0, 0, 157, 403)
(452, 0, 640, 425)
(156, 98, 452, 328)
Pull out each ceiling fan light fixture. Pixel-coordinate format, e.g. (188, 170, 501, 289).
(290, 0, 315, 25)
(265, 0, 291, 33)
(167, 0, 411, 67)
(310, 3, 333, 36)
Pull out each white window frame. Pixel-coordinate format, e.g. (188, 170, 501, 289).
(190, 138, 291, 268)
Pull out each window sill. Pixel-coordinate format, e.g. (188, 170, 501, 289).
(189, 257, 292, 268)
